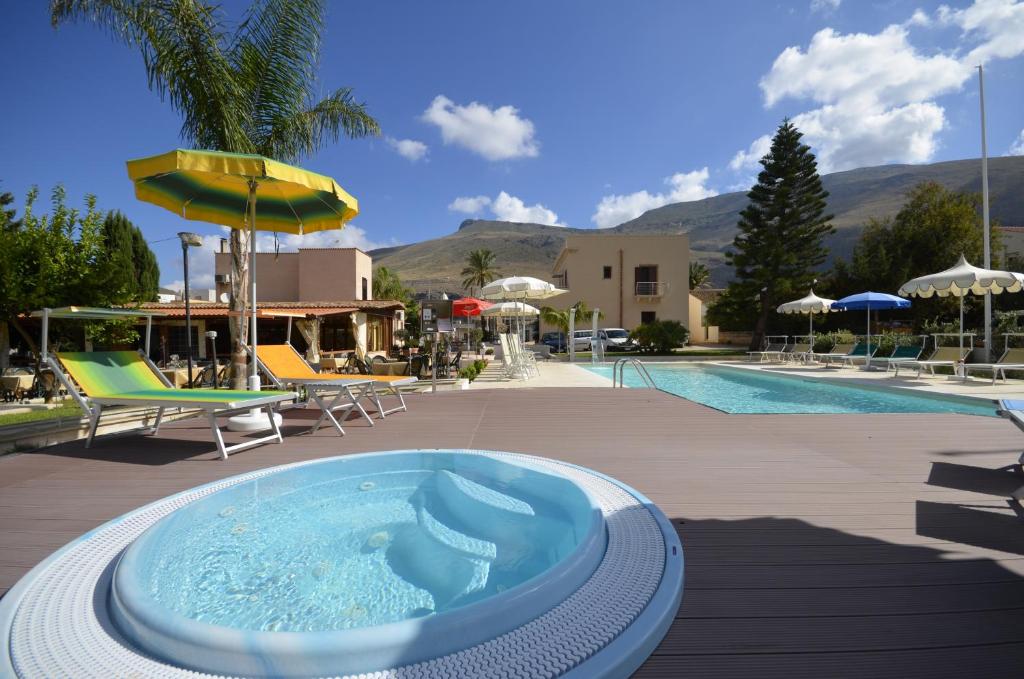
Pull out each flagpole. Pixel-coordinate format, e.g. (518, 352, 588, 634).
(979, 65, 992, 362)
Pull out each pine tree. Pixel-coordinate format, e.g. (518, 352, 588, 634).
(710, 120, 833, 349)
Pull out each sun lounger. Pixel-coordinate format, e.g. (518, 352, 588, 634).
(835, 344, 879, 368)
(783, 342, 812, 363)
(880, 345, 925, 372)
(893, 346, 971, 378)
(254, 345, 415, 435)
(994, 400, 1024, 502)
(55, 351, 296, 460)
(816, 342, 865, 367)
(962, 348, 1024, 385)
(747, 341, 787, 363)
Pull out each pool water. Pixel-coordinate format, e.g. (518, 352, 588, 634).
(586, 363, 995, 416)
(119, 459, 592, 633)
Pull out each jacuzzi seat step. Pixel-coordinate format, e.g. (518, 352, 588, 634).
(415, 505, 497, 562)
(386, 522, 492, 607)
(425, 471, 536, 543)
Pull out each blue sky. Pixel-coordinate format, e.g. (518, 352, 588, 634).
(2, 0, 1023, 289)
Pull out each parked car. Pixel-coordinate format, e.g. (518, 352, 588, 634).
(540, 332, 567, 353)
(571, 329, 593, 351)
(598, 328, 638, 351)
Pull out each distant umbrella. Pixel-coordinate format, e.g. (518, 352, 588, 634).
(776, 289, 836, 345)
(834, 292, 910, 370)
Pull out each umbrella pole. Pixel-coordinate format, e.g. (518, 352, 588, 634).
(865, 305, 871, 370)
(248, 180, 260, 391)
(809, 313, 813, 364)
(959, 295, 965, 378)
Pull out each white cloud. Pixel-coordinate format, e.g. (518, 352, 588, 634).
(421, 95, 539, 161)
(735, 2, 1024, 174)
(938, 0, 1024, 64)
(591, 168, 718, 229)
(385, 137, 428, 162)
(448, 195, 492, 214)
(490, 191, 563, 225)
(810, 0, 841, 13)
(160, 225, 397, 290)
(729, 135, 772, 172)
(1010, 130, 1024, 155)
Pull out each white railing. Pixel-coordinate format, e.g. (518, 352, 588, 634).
(635, 281, 668, 296)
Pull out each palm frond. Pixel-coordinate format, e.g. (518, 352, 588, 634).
(50, 0, 251, 152)
(262, 87, 379, 160)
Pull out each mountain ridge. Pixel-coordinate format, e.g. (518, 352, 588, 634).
(369, 156, 1024, 291)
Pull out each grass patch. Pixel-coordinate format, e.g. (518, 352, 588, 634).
(0, 402, 84, 428)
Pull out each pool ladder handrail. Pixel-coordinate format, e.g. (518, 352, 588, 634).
(612, 357, 656, 388)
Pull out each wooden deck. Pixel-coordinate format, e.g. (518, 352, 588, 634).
(2, 387, 1024, 677)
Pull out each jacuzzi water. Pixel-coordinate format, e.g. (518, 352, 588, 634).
(110, 451, 608, 676)
(586, 363, 995, 416)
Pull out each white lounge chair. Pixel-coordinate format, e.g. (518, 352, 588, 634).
(962, 347, 1024, 385)
(893, 346, 971, 378)
(995, 399, 1024, 502)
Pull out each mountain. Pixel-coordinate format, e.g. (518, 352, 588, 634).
(369, 156, 1024, 291)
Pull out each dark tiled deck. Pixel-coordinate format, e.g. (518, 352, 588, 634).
(2, 387, 1024, 677)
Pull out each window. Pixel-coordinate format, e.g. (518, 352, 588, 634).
(602, 265, 612, 279)
(641, 311, 656, 325)
(361, 277, 369, 301)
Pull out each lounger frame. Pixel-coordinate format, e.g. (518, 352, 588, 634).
(46, 352, 292, 460)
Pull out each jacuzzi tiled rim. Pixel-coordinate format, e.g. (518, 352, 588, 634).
(0, 450, 684, 679)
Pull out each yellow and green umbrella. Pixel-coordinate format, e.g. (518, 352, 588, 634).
(126, 148, 359, 389)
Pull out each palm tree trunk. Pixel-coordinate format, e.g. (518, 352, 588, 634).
(229, 228, 250, 389)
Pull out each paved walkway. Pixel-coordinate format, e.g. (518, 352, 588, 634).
(469, 360, 612, 388)
(2, 388, 1024, 676)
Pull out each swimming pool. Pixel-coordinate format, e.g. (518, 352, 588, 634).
(0, 450, 683, 679)
(586, 363, 995, 416)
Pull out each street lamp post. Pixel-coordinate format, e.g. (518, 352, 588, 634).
(178, 232, 203, 388)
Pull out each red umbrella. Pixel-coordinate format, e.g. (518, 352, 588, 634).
(453, 297, 493, 317)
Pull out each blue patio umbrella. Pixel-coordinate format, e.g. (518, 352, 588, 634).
(834, 292, 911, 369)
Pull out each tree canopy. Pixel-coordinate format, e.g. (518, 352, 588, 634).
(689, 261, 710, 289)
(827, 181, 1001, 329)
(708, 120, 833, 347)
(540, 301, 603, 335)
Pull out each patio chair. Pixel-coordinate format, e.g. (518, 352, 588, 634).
(962, 347, 1024, 385)
(255, 344, 415, 435)
(55, 351, 295, 460)
(783, 341, 812, 364)
(747, 339, 787, 363)
(834, 343, 880, 368)
(994, 400, 1024, 503)
(893, 346, 971, 378)
(880, 344, 925, 372)
(819, 342, 868, 367)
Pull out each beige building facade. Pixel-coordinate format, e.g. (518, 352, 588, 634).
(550, 234, 690, 331)
(214, 245, 373, 303)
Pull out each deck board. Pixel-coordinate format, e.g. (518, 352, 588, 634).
(1, 386, 1023, 676)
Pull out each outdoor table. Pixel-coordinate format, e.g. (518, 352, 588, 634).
(160, 368, 191, 388)
(371, 360, 410, 377)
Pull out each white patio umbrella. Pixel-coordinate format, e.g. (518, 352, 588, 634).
(480, 277, 564, 345)
(898, 254, 1024, 369)
(479, 276, 567, 301)
(480, 301, 542, 317)
(776, 289, 836, 346)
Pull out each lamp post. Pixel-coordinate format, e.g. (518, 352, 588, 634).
(178, 232, 203, 388)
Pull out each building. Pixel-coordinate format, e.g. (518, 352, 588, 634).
(213, 242, 373, 303)
(146, 246, 404, 364)
(999, 226, 1024, 262)
(550, 234, 690, 331)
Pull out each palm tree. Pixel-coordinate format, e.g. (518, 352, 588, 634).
(460, 249, 500, 296)
(52, 0, 380, 387)
(540, 301, 604, 335)
(689, 261, 711, 289)
(372, 266, 411, 304)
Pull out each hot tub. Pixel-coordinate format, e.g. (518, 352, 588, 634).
(0, 450, 683, 679)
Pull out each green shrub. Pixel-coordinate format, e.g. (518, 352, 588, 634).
(473, 359, 487, 373)
(629, 320, 689, 354)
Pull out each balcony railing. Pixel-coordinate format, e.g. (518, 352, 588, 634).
(635, 281, 668, 296)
